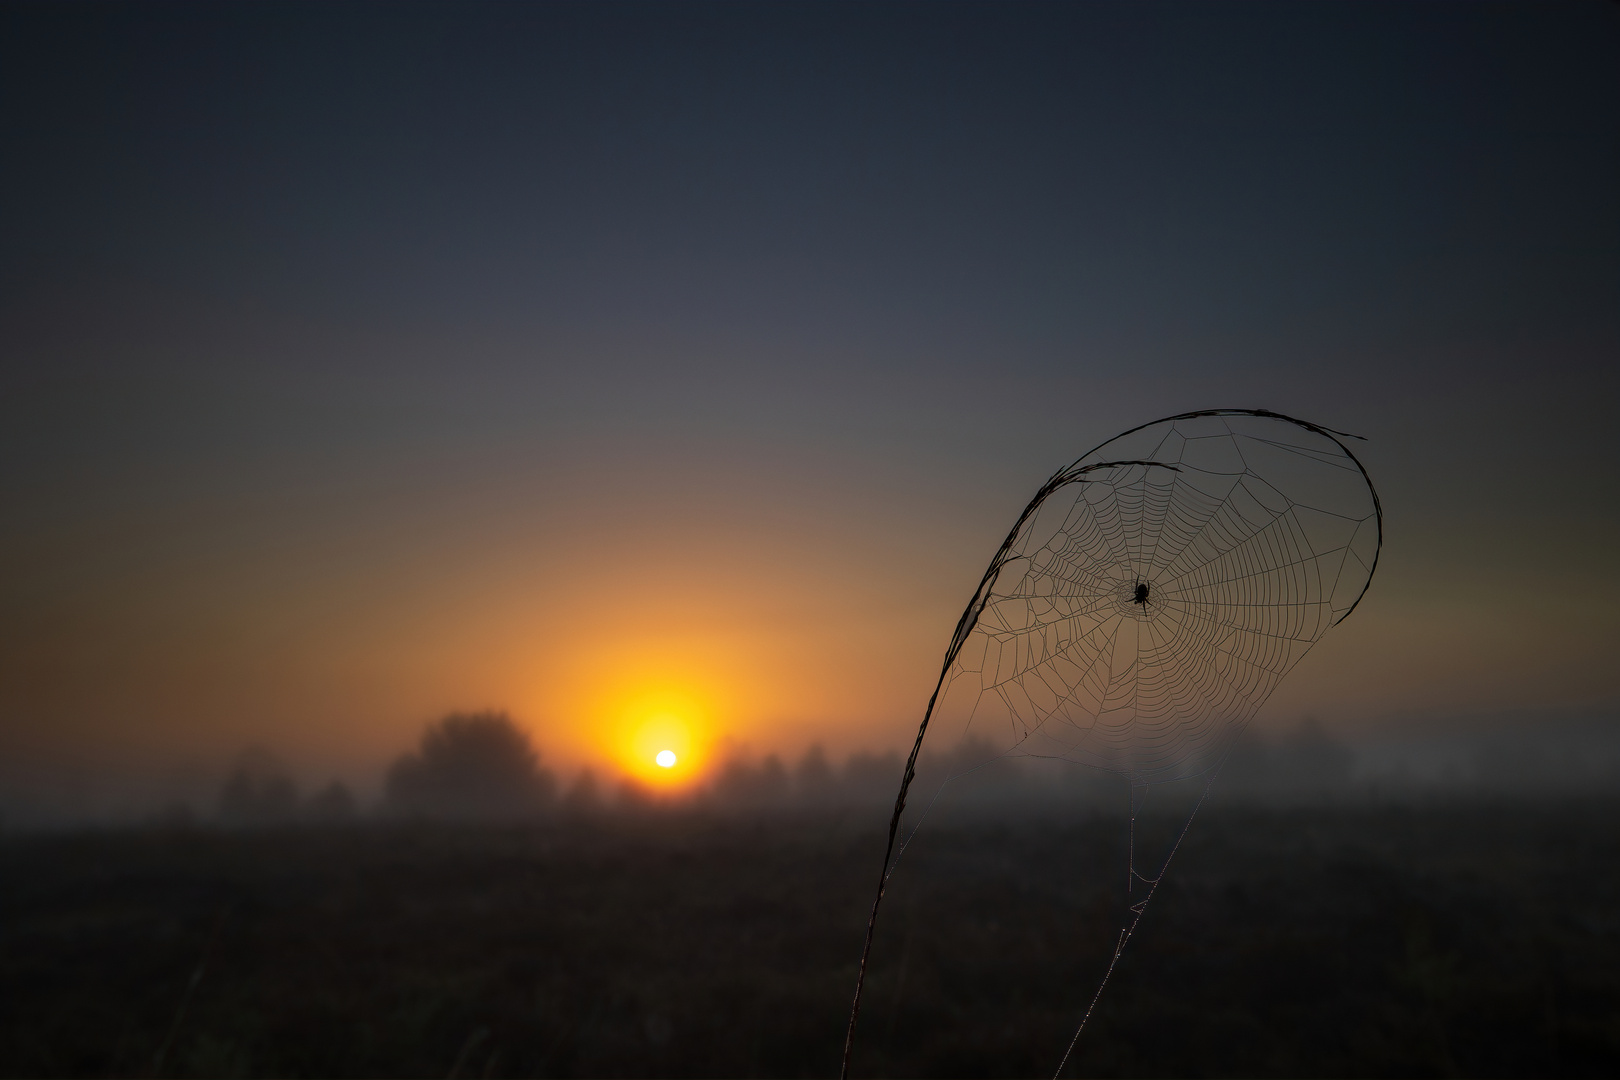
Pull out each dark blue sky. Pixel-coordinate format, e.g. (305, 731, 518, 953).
(2, 1, 1616, 795)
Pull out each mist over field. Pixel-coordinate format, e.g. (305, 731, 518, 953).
(5, 707, 1616, 831)
(3, 0, 1617, 1075)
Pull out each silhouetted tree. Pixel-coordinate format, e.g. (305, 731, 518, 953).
(562, 768, 601, 814)
(794, 745, 834, 799)
(306, 781, 357, 823)
(713, 753, 789, 805)
(386, 711, 556, 819)
(218, 748, 300, 826)
(841, 750, 901, 802)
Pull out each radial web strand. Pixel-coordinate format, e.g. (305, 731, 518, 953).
(842, 409, 1382, 1078)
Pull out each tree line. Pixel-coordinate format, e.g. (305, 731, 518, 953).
(212, 711, 906, 825)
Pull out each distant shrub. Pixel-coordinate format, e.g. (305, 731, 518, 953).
(704, 746, 900, 808)
(218, 749, 299, 826)
(562, 767, 601, 813)
(386, 711, 556, 819)
(794, 744, 834, 795)
(714, 753, 789, 805)
(306, 781, 358, 823)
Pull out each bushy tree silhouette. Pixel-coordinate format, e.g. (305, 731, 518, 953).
(218, 748, 299, 826)
(386, 712, 556, 819)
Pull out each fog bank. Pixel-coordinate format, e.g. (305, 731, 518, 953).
(2, 706, 1616, 830)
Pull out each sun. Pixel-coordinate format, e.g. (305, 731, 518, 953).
(626, 714, 692, 783)
(607, 690, 708, 788)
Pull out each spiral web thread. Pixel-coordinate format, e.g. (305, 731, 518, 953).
(842, 410, 1381, 1078)
(956, 410, 1381, 782)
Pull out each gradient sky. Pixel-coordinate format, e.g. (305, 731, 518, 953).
(2, 1, 1616, 804)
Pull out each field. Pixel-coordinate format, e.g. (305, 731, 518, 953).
(2, 800, 1617, 1078)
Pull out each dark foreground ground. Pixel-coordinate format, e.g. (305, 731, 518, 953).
(2, 800, 1616, 1078)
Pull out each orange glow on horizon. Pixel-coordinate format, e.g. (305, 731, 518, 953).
(605, 684, 714, 789)
(528, 629, 773, 788)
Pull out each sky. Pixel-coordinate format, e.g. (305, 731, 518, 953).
(2, 1, 1617, 810)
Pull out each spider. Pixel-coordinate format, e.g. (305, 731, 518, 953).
(1131, 575, 1151, 607)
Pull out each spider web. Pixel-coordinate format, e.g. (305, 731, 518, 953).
(842, 410, 1382, 1078)
(951, 409, 1380, 783)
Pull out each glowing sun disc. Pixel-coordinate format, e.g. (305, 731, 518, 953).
(655, 750, 677, 768)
